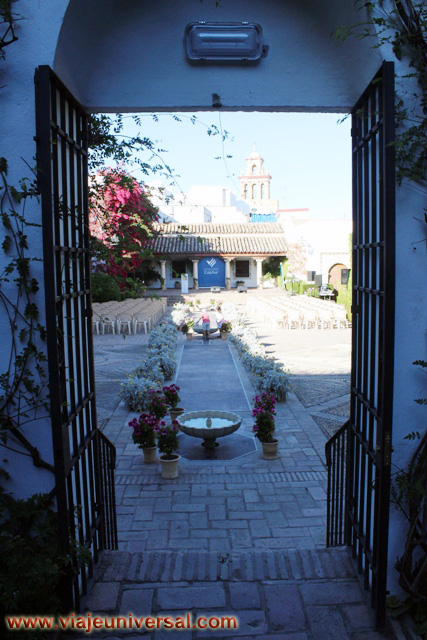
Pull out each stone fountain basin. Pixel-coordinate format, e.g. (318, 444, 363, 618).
(177, 410, 242, 439)
(192, 325, 218, 335)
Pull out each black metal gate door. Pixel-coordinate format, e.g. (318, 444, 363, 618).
(35, 66, 118, 611)
(326, 61, 395, 629)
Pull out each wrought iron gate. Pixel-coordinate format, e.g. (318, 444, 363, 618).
(325, 61, 395, 629)
(35, 66, 118, 611)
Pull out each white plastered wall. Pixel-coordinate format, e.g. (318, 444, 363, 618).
(0, 0, 426, 596)
(54, 0, 382, 112)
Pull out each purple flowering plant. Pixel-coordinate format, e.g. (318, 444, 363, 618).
(252, 392, 276, 443)
(129, 413, 158, 449)
(146, 390, 168, 420)
(254, 392, 276, 415)
(162, 384, 181, 409)
(157, 420, 180, 457)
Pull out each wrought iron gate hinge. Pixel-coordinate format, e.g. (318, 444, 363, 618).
(383, 432, 392, 466)
(376, 433, 392, 466)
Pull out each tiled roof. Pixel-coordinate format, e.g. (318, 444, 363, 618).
(150, 223, 288, 256)
(153, 223, 281, 234)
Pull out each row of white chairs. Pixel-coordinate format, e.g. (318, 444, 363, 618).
(92, 298, 167, 335)
(247, 295, 350, 330)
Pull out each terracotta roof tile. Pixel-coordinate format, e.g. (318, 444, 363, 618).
(150, 223, 287, 256)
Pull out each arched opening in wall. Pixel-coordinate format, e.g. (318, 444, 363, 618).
(328, 262, 348, 288)
(47, 2, 395, 621)
(251, 183, 258, 199)
(83, 106, 351, 550)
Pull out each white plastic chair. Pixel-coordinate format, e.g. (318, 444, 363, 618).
(101, 314, 116, 334)
(133, 313, 149, 334)
(117, 313, 133, 335)
(92, 311, 101, 335)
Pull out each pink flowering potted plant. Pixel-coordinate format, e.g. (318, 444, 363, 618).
(220, 320, 232, 340)
(146, 390, 168, 420)
(157, 420, 180, 478)
(179, 319, 194, 340)
(252, 392, 278, 460)
(129, 413, 158, 463)
(162, 384, 184, 422)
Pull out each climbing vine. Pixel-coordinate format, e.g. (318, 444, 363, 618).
(0, 0, 18, 61)
(0, 158, 52, 472)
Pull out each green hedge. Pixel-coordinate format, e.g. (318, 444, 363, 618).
(91, 272, 121, 302)
(336, 285, 352, 321)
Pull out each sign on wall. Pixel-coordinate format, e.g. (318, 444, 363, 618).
(198, 256, 225, 288)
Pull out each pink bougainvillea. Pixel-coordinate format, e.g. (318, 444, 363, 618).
(89, 169, 159, 284)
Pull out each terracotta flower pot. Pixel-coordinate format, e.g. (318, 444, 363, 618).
(220, 331, 228, 340)
(261, 439, 279, 460)
(159, 454, 180, 479)
(169, 407, 184, 421)
(142, 446, 157, 464)
(186, 333, 193, 340)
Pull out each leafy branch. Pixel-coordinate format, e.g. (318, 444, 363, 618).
(0, 0, 19, 61)
(336, 0, 427, 186)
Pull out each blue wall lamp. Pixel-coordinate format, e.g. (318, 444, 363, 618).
(184, 22, 268, 63)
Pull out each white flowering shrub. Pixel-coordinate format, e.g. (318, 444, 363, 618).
(121, 317, 179, 409)
(256, 367, 289, 400)
(171, 303, 188, 327)
(120, 376, 157, 411)
(134, 359, 165, 387)
(227, 304, 290, 401)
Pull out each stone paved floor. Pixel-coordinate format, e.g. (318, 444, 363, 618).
(241, 311, 352, 441)
(85, 306, 392, 639)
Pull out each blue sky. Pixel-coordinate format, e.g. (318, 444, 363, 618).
(118, 111, 352, 219)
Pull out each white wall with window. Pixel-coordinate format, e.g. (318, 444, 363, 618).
(230, 258, 257, 288)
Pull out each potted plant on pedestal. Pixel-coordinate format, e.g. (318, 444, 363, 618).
(252, 392, 278, 459)
(220, 320, 232, 341)
(163, 384, 184, 421)
(180, 319, 194, 340)
(129, 413, 158, 463)
(157, 420, 180, 478)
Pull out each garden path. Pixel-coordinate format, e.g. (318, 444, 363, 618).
(84, 317, 392, 639)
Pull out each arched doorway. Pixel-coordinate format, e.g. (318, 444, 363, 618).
(328, 262, 348, 289)
(34, 1, 396, 625)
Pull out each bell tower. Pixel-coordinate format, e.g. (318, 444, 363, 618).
(239, 145, 278, 214)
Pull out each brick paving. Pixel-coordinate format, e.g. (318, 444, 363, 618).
(86, 300, 393, 639)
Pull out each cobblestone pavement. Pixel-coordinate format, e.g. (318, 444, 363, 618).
(240, 313, 352, 440)
(87, 308, 391, 639)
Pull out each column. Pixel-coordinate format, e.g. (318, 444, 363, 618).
(192, 259, 199, 290)
(255, 258, 264, 288)
(225, 259, 231, 290)
(160, 260, 166, 290)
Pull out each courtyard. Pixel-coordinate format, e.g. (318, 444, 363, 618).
(83, 298, 390, 639)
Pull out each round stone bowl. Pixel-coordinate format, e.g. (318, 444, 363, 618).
(177, 410, 242, 450)
(192, 325, 218, 335)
